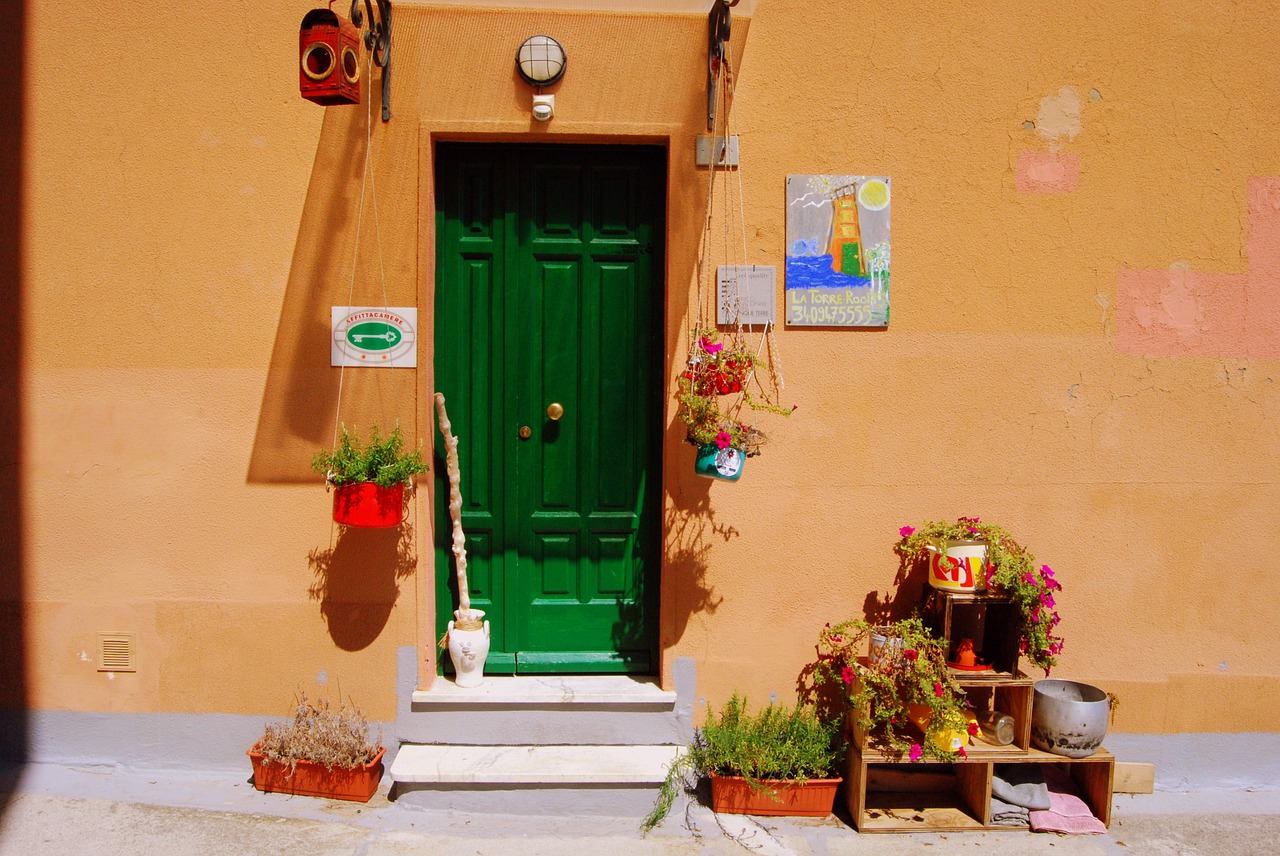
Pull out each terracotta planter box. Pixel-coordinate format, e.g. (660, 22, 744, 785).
(248, 743, 386, 802)
(709, 771, 842, 817)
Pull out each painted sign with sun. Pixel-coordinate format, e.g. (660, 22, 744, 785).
(785, 174, 891, 327)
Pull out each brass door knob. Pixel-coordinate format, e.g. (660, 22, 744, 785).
(518, 425, 532, 440)
(546, 402, 565, 421)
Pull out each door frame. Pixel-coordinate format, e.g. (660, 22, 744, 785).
(427, 139, 669, 678)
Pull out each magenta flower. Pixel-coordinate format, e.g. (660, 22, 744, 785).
(714, 431, 732, 449)
(841, 666, 855, 686)
(899, 525, 915, 538)
(968, 720, 980, 736)
(699, 336, 723, 355)
(1041, 592, 1056, 609)
(909, 743, 923, 762)
(958, 747, 968, 759)
(1024, 571, 1038, 586)
(903, 649, 918, 661)
(934, 682, 944, 697)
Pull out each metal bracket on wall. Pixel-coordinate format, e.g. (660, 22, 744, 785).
(707, 0, 737, 131)
(351, 0, 392, 121)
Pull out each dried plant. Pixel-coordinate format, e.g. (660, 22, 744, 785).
(257, 693, 381, 772)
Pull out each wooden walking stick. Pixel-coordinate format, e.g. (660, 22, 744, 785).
(434, 392, 484, 629)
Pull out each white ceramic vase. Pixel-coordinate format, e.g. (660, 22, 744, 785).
(447, 617, 490, 688)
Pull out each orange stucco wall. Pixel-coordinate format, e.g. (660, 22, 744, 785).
(15, 0, 1280, 734)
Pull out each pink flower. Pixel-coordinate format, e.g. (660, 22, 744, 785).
(699, 336, 723, 354)
(1041, 564, 1055, 579)
(934, 682, 944, 697)
(904, 649, 918, 661)
(968, 720, 980, 737)
(841, 666, 855, 686)
(899, 525, 916, 538)
(1040, 592, 1056, 609)
(714, 431, 732, 449)
(1024, 571, 1038, 586)
(909, 743, 923, 762)
(958, 747, 968, 759)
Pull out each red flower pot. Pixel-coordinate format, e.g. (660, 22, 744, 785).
(332, 482, 404, 527)
(248, 743, 385, 802)
(709, 772, 841, 817)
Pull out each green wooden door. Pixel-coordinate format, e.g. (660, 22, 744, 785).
(434, 143, 664, 674)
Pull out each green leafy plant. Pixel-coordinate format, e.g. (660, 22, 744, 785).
(642, 693, 841, 833)
(256, 693, 381, 772)
(895, 517, 1064, 674)
(311, 424, 428, 488)
(813, 617, 972, 762)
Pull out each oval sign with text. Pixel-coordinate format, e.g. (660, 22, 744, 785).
(332, 307, 417, 366)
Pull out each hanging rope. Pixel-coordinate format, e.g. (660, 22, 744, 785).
(328, 48, 399, 461)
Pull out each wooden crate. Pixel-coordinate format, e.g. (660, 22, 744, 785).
(843, 744, 1114, 833)
(847, 664, 1035, 755)
(921, 590, 1022, 678)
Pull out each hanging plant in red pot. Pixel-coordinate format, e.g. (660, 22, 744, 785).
(312, 424, 427, 527)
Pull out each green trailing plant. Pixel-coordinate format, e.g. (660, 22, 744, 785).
(642, 693, 841, 833)
(813, 617, 972, 762)
(256, 693, 382, 772)
(312, 423, 428, 488)
(895, 517, 1064, 674)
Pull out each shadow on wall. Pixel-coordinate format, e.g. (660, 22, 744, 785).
(662, 428, 730, 647)
(246, 103, 416, 486)
(308, 519, 417, 651)
(0, 0, 27, 810)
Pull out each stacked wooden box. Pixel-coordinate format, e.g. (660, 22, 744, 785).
(842, 591, 1114, 833)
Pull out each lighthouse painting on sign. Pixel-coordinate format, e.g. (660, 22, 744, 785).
(785, 174, 891, 327)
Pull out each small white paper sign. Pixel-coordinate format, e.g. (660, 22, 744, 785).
(331, 306, 418, 367)
(717, 266, 777, 325)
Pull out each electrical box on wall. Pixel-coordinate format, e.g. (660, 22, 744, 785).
(696, 135, 739, 167)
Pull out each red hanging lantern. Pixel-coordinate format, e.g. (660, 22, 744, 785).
(300, 5, 361, 106)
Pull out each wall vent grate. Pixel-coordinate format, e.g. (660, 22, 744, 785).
(97, 633, 136, 672)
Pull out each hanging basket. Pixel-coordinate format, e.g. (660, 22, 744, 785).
(332, 482, 404, 527)
(694, 443, 745, 482)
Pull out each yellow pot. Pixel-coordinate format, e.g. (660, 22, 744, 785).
(906, 704, 974, 753)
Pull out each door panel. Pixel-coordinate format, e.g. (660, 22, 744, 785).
(435, 143, 664, 674)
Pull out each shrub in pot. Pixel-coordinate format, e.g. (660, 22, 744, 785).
(248, 693, 385, 802)
(642, 693, 842, 832)
(312, 424, 428, 527)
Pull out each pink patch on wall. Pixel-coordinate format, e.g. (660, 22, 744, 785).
(1116, 177, 1280, 358)
(1016, 151, 1081, 194)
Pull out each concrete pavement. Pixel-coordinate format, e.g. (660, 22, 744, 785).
(1, 762, 1277, 855)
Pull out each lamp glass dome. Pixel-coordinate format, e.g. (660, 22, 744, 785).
(517, 35, 566, 86)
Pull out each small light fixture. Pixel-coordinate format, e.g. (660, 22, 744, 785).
(516, 35, 566, 121)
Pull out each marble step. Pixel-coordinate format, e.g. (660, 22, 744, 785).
(388, 743, 684, 815)
(398, 675, 684, 746)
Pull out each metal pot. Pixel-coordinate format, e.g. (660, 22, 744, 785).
(1031, 679, 1110, 758)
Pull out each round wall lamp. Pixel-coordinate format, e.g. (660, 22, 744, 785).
(516, 35, 566, 121)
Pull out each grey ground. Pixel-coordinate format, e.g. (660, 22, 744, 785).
(0, 763, 1277, 856)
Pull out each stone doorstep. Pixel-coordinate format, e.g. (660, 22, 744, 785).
(411, 675, 678, 708)
(389, 744, 684, 785)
